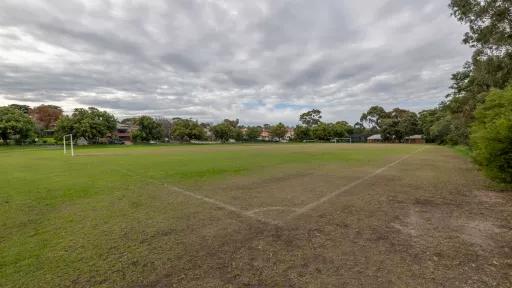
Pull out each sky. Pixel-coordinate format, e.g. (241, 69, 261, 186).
(0, 0, 472, 125)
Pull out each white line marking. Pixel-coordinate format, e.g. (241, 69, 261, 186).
(112, 167, 282, 225)
(286, 147, 428, 220)
(246, 206, 300, 216)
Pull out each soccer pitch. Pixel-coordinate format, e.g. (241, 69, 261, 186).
(1, 144, 511, 287)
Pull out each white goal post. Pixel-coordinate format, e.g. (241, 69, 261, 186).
(63, 134, 74, 157)
(332, 137, 352, 144)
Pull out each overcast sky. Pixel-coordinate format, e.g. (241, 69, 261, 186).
(0, 0, 471, 125)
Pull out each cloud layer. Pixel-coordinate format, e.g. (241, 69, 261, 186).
(0, 0, 472, 124)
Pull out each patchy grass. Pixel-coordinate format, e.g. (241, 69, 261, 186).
(1, 143, 511, 287)
(450, 145, 472, 158)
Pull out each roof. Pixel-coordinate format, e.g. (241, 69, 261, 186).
(367, 134, 382, 140)
(405, 134, 424, 139)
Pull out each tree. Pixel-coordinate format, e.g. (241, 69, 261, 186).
(419, 108, 442, 142)
(232, 127, 244, 141)
(331, 121, 351, 138)
(360, 106, 387, 128)
(352, 122, 366, 135)
(311, 122, 331, 141)
(131, 116, 162, 142)
(156, 118, 172, 141)
(0, 106, 35, 144)
(426, 0, 512, 145)
(30, 105, 63, 130)
(270, 123, 287, 140)
(449, 0, 512, 54)
(171, 118, 206, 141)
(245, 126, 261, 141)
(54, 107, 116, 143)
(470, 86, 512, 183)
(8, 104, 31, 114)
(294, 125, 311, 141)
(299, 109, 322, 127)
(211, 122, 233, 142)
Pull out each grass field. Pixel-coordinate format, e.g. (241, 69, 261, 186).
(1, 143, 511, 287)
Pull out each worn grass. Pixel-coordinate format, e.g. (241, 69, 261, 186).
(1, 143, 510, 287)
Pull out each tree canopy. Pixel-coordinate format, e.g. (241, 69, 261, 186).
(30, 105, 63, 130)
(270, 123, 287, 140)
(0, 106, 35, 144)
(299, 109, 322, 127)
(54, 107, 116, 143)
(171, 118, 205, 141)
(470, 86, 512, 183)
(131, 116, 163, 142)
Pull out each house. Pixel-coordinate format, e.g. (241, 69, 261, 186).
(284, 128, 294, 141)
(367, 134, 383, 143)
(404, 134, 425, 144)
(114, 123, 134, 143)
(259, 130, 272, 141)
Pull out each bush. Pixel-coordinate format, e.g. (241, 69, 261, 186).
(471, 86, 512, 183)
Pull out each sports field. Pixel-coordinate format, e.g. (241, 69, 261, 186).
(1, 144, 511, 287)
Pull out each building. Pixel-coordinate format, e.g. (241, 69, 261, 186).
(114, 123, 134, 143)
(284, 128, 294, 141)
(367, 134, 383, 143)
(404, 134, 425, 144)
(259, 130, 272, 141)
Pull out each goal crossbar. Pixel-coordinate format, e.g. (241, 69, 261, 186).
(331, 137, 352, 143)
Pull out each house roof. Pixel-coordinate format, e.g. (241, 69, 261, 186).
(367, 134, 382, 140)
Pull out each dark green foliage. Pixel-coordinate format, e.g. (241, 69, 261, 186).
(294, 125, 311, 141)
(171, 118, 205, 141)
(299, 109, 322, 127)
(0, 106, 35, 144)
(471, 86, 512, 183)
(270, 123, 287, 140)
(54, 107, 117, 143)
(311, 123, 331, 141)
(132, 116, 163, 142)
(8, 104, 31, 114)
(360, 107, 421, 142)
(449, 0, 512, 52)
(211, 122, 234, 142)
(245, 126, 262, 141)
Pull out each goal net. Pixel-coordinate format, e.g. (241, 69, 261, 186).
(63, 134, 75, 156)
(331, 137, 352, 144)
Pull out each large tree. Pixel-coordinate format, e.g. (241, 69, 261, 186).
(171, 118, 205, 141)
(54, 107, 116, 143)
(270, 123, 287, 140)
(426, 0, 512, 145)
(471, 86, 512, 183)
(450, 0, 512, 54)
(360, 106, 388, 128)
(0, 106, 35, 144)
(131, 116, 162, 142)
(8, 104, 31, 114)
(30, 105, 63, 130)
(211, 122, 234, 142)
(245, 126, 262, 141)
(299, 109, 322, 127)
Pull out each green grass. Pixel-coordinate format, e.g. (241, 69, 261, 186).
(0, 143, 426, 287)
(450, 145, 472, 158)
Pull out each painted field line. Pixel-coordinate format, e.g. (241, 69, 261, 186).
(286, 147, 428, 220)
(112, 167, 281, 226)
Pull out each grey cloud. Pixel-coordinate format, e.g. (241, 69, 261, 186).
(0, 0, 472, 124)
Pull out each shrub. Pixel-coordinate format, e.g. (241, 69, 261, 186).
(471, 86, 512, 183)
